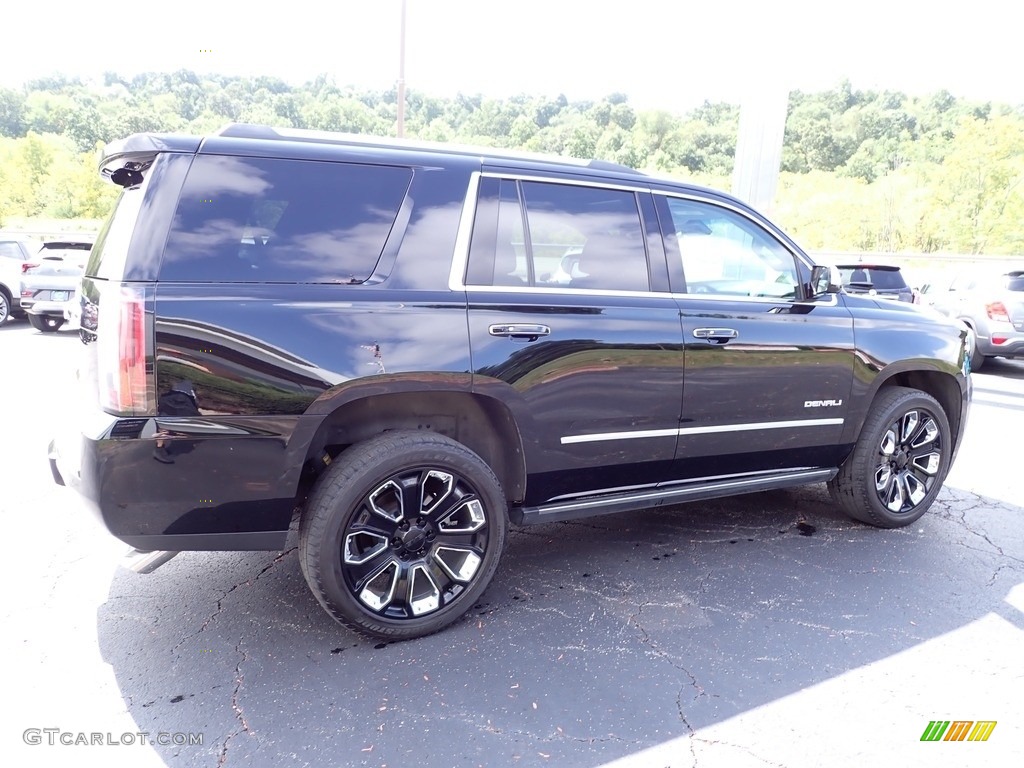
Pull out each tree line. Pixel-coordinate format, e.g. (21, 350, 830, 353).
(1, 71, 1022, 254)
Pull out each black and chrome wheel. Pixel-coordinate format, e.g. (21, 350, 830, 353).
(299, 430, 508, 639)
(0, 289, 10, 325)
(828, 386, 951, 528)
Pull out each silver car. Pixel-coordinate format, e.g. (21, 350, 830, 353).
(931, 268, 1024, 370)
(0, 234, 43, 324)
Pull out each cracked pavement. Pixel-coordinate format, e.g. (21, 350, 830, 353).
(3, 323, 1023, 767)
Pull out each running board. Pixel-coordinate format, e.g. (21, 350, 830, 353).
(511, 468, 837, 526)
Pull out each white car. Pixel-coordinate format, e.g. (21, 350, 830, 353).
(0, 233, 43, 324)
(18, 241, 93, 332)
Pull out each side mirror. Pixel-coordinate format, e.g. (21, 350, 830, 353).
(810, 265, 842, 297)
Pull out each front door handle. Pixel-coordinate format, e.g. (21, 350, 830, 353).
(693, 327, 738, 343)
(488, 323, 551, 340)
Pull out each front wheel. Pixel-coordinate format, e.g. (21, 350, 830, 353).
(0, 289, 11, 325)
(28, 314, 65, 332)
(828, 387, 951, 528)
(299, 431, 508, 640)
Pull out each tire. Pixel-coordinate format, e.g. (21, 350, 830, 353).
(299, 430, 508, 640)
(969, 342, 985, 372)
(28, 314, 65, 333)
(0, 289, 10, 325)
(828, 386, 951, 528)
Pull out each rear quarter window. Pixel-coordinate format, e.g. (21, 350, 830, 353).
(160, 156, 412, 283)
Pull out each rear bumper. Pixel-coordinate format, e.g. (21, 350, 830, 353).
(27, 298, 74, 316)
(49, 411, 308, 551)
(976, 334, 1024, 358)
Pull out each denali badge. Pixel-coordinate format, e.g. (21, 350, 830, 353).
(805, 399, 843, 407)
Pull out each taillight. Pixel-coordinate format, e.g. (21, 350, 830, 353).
(986, 302, 1010, 322)
(97, 283, 154, 416)
(21, 262, 38, 273)
(992, 334, 1009, 345)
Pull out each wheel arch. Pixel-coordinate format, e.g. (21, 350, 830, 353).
(865, 369, 965, 451)
(298, 387, 527, 505)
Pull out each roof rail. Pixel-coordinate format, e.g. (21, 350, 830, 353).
(212, 123, 646, 174)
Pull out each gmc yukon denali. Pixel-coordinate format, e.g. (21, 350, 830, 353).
(48, 124, 972, 639)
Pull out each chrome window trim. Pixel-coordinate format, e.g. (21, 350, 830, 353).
(448, 172, 833, 306)
(669, 290, 841, 307)
(467, 284, 676, 299)
(480, 171, 652, 194)
(450, 171, 655, 293)
(448, 171, 482, 292)
(561, 418, 844, 445)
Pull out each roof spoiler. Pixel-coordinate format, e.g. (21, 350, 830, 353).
(99, 132, 202, 186)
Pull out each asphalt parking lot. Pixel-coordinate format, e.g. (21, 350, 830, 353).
(2, 318, 1022, 768)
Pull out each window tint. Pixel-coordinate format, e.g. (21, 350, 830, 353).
(664, 198, 799, 299)
(87, 183, 147, 280)
(467, 179, 649, 292)
(161, 156, 412, 283)
(838, 267, 907, 290)
(521, 181, 649, 292)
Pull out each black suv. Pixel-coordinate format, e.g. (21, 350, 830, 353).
(49, 124, 972, 639)
(836, 263, 914, 303)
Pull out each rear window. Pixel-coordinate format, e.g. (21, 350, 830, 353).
(1004, 273, 1024, 292)
(160, 156, 412, 283)
(25, 262, 83, 277)
(839, 267, 907, 290)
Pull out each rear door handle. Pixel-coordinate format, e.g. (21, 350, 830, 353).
(488, 323, 551, 339)
(693, 327, 738, 343)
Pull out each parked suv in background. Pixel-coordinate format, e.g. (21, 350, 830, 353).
(931, 268, 1024, 370)
(49, 125, 972, 639)
(20, 240, 94, 332)
(836, 264, 914, 302)
(0, 233, 42, 324)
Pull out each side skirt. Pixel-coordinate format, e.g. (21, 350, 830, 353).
(510, 468, 838, 525)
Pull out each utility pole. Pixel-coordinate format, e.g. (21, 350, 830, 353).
(732, 85, 789, 215)
(396, 0, 407, 138)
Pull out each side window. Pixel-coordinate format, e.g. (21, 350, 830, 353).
(161, 156, 412, 283)
(0, 242, 27, 260)
(467, 178, 650, 292)
(521, 181, 649, 292)
(664, 198, 799, 299)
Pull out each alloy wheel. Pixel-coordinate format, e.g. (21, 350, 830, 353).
(873, 408, 943, 514)
(341, 467, 490, 619)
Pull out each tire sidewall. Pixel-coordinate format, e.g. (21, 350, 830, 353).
(305, 435, 507, 637)
(855, 389, 951, 526)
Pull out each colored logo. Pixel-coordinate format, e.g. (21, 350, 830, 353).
(920, 721, 997, 742)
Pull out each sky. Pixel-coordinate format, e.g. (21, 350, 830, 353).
(2, 0, 1020, 111)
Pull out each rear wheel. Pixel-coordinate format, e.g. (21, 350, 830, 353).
(828, 387, 951, 528)
(0, 289, 10, 325)
(969, 342, 985, 372)
(299, 430, 508, 639)
(28, 314, 65, 332)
